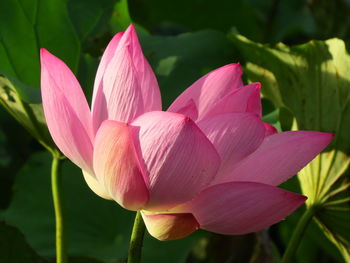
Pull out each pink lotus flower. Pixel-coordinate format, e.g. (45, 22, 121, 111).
(41, 25, 333, 241)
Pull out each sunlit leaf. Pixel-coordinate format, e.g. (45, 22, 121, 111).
(231, 34, 350, 260)
(279, 205, 344, 263)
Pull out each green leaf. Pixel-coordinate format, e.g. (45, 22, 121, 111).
(68, 0, 116, 41)
(129, 0, 316, 43)
(110, 0, 133, 33)
(0, 76, 55, 152)
(262, 108, 281, 132)
(0, 221, 45, 263)
(0, 0, 80, 100)
(231, 34, 350, 260)
(1, 152, 207, 262)
(139, 30, 237, 108)
(0, 0, 120, 151)
(279, 207, 344, 263)
(68, 256, 106, 263)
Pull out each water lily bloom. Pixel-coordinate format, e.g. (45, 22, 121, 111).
(41, 25, 333, 241)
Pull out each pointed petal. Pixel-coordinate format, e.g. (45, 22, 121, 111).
(92, 32, 123, 104)
(168, 64, 243, 121)
(132, 111, 221, 211)
(82, 171, 112, 200)
(123, 25, 161, 110)
(92, 43, 144, 130)
(93, 120, 149, 210)
(92, 25, 161, 132)
(216, 131, 333, 186)
(203, 83, 261, 120)
(172, 99, 198, 121)
(184, 182, 306, 235)
(40, 49, 93, 173)
(141, 212, 199, 241)
(264, 123, 278, 137)
(198, 113, 265, 180)
(246, 83, 262, 116)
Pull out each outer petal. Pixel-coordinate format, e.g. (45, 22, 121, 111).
(93, 120, 149, 210)
(202, 83, 261, 120)
(214, 131, 333, 186)
(82, 171, 112, 200)
(92, 25, 161, 133)
(264, 123, 278, 137)
(40, 49, 94, 173)
(92, 32, 123, 104)
(198, 113, 265, 179)
(168, 64, 243, 121)
(181, 182, 306, 235)
(141, 212, 199, 241)
(132, 111, 221, 211)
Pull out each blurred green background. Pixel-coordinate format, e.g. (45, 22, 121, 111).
(1, 0, 350, 262)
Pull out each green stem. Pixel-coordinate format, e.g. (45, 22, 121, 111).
(51, 154, 67, 263)
(281, 206, 316, 263)
(127, 211, 146, 263)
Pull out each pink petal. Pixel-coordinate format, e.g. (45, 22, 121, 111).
(246, 83, 262, 116)
(215, 131, 333, 186)
(183, 182, 306, 235)
(172, 99, 198, 121)
(203, 83, 261, 120)
(198, 113, 265, 180)
(93, 120, 149, 210)
(92, 32, 123, 105)
(92, 25, 161, 133)
(132, 111, 221, 211)
(141, 212, 199, 241)
(264, 123, 278, 137)
(168, 64, 243, 121)
(40, 49, 94, 173)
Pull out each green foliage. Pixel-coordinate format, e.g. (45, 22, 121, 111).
(0, 221, 45, 263)
(1, 152, 206, 262)
(0, 0, 79, 97)
(1, 0, 350, 262)
(140, 30, 237, 108)
(68, 0, 116, 41)
(0, 76, 55, 152)
(110, 0, 133, 33)
(231, 34, 350, 261)
(128, 0, 316, 44)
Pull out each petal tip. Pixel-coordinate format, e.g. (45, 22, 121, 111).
(312, 131, 334, 146)
(124, 24, 137, 37)
(293, 194, 308, 209)
(294, 193, 308, 202)
(40, 48, 48, 56)
(128, 24, 136, 31)
(283, 192, 307, 209)
(224, 63, 243, 72)
(248, 82, 261, 90)
(110, 32, 124, 44)
(40, 48, 52, 63)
